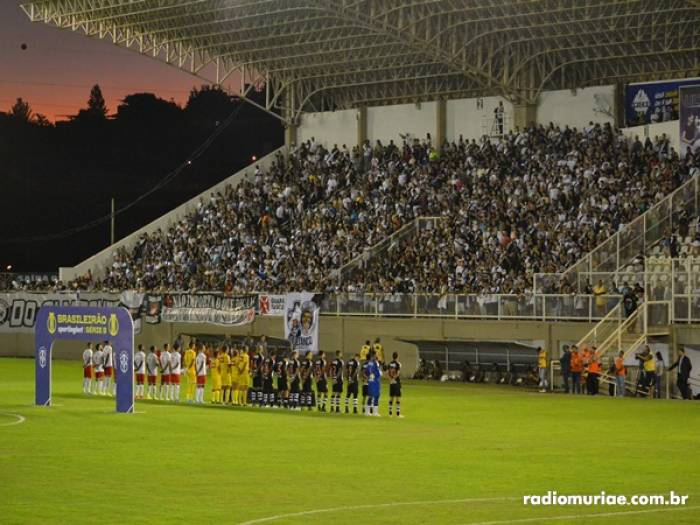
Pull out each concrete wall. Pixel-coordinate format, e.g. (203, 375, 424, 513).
(536, 86, 615, 129)
(296, 108, 358, 148)
(1, 316, 599, 377)
(367, 101, 437, 145)
(621, 120, 680, 153)
(446, 95, 512, 142)
(58, 146, 286, 282)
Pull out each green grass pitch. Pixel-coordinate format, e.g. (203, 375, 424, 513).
(1, 357, 699, 525)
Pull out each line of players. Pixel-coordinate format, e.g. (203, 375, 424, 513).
(243, 348, 402, 417)
(82, 338, 403, 417)
(81, 341, 116, 396)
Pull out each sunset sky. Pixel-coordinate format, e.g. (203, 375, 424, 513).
(0, 2, 239, 121)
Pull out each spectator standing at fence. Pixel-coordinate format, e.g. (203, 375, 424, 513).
(593, 280, 607, 317)
(559, 345, 571, 393)
(537, 347, 548, 393)
(623, 288, 638, 319)
(668, 348, 693, 399)
(570, 346, 583, 394)
(654, 351, 665, 399)
(614, 351, 626, 397)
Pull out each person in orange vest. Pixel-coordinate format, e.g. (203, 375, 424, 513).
(614, 350, 626, 397)
(570, 345, 584, 394)
(581, 345, 592, 394)
(587, 347, 602, 395)
(537, 347, 548, 393)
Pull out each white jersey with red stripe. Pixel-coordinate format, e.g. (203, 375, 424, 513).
(146, 352, 158, 376)
(82, 348, 93, 368)
(134, 351, 146, 374)
(92, 350, 104, 373)
(169, 351, 182, 375)
(103, 345, 114, 368)
(195, 353, 207, 376)
(159, 351, 171, 375)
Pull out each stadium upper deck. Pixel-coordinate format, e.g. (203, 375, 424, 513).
(19, 0, 700, 128)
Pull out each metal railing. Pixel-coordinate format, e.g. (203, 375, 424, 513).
(318, 293, 622, 321)
(534, 174, 700, 293)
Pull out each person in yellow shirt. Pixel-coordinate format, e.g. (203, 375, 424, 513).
(639, 345, 656, 398)
(537, 347, 548, 393)
(592, 279, 607, 316)
(373, 338, 385, 366)
(230, 348, 240, 405)
(219, 346, 232, 404)
(360, 340, 371, 361)
(183, 341, 197, 403)
(238, 346, 250, 406)
(210, 347, 222, 404)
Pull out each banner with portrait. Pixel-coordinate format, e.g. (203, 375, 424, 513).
(283, 292, 320, 354)
(679, 85, 700, 159)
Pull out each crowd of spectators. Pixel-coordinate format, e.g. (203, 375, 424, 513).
(3, 122, 698, 295)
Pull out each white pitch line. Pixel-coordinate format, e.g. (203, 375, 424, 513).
(236, 497, 518, 525)
(0, 413, 26, 427)
(464, 505, 700, 525)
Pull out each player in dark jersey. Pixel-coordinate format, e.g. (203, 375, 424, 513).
(314, 351, 328, 412)
(388, 352, 403, 417)
(276, 354, 289, 409)
(251, 346, 263, 406)
(300, 351, 314, 410)
(287, 351, 301, 410)
(262, 352, 275, 408)
(345, 353, 360, 414)
(361, 357, 371, 414)
(330, 351, 344, 413)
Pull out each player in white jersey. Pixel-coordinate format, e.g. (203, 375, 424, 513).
(159, 344, 171, 400)
(102, 340, 115, 396)
(133, 344, 147, 400)
(169, 346, 182, 401)
(92, 343, 105, 395)
(145, 346, 159, 399)
(82, 342, 94, 394)
(195, 344, 207, 404)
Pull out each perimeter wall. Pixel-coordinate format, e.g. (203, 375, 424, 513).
(4, 316, 697, 377)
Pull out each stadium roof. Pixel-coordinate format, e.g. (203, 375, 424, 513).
(19, 0, 700, 123)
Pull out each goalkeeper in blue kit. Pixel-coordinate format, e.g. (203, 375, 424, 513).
(365, 351, 382, 417)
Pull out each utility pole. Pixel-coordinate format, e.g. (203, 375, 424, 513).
(110, 197, 115, 245)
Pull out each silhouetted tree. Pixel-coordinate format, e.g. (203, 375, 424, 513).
(10, 98, 32, 123)
(72, 84, 108, 123)
(185, 85, 236, 129)
(87, 84, 108, 118)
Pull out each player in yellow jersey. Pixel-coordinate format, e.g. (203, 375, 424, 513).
(238, 346, 250, 406)
(360, 340, 371, 361)
(230, 348, 240, 405)
(373, 338, 385, 367)
(183, 341, 197, 403)
(210, 347, 222, 403)
(219, 346, 232, 404)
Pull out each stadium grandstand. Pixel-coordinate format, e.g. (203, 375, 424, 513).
(1, 1, 699, 383)
(4, 2, 700, 524)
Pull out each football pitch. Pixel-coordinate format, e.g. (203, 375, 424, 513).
(1, 357, 699, 525)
